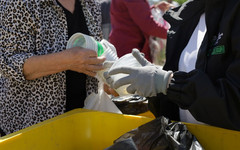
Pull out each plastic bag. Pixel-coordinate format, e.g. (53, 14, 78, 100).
(105, 116, 204, 150)
(83, 81, 122, 114)
(112, 95, 148, 115)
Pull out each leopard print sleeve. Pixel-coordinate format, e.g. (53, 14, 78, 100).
(0, 1, 37, 82)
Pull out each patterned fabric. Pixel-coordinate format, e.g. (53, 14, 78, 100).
(0, 0, 103, 134)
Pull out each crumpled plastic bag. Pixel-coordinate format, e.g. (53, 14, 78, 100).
(83, 81, 122, 114)
(112, 95, 148, 115)
(105, 116, 204, 150)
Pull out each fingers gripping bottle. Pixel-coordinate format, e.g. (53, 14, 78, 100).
(66, 33, 118, 61)
(66, 33, 118, 86)
(67, 33, 142, 96)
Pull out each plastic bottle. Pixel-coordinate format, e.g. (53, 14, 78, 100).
(67, 33, 142, 96)
(67, 33, 118, 85)
(66, 33, 118, 61)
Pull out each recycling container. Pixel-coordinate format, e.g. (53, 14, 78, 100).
(0, 108, 240, 150)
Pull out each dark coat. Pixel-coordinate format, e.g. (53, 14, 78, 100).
(148, 0, 240, 131)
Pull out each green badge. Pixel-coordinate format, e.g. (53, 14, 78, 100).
(211, 45, 225, 55)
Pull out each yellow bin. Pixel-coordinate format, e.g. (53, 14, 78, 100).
(0, 108, 240, 150)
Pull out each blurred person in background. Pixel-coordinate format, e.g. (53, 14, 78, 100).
(109, 0, 172, 62)
(0, 0, 106, 136)
(106, 0, 240, 131)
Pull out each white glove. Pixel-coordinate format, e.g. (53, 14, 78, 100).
(105, 49, 173, 97)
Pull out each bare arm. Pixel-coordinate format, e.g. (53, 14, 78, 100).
(23, 47, 106, 80)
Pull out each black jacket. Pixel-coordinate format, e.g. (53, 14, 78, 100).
(148, 0, 240, 131)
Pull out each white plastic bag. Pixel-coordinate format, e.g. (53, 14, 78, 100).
(83, 81, 122, 114)
(82, 38, 121, 114)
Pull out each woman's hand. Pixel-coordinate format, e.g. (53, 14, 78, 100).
(67, 47, 106, 77)
(23, 47, 106, 80)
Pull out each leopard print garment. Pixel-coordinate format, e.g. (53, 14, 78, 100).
(0, 0, 103, 135)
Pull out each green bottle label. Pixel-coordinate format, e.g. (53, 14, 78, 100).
(97, 41, 104, 56)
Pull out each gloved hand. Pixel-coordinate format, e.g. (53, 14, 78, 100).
(106, 49, 173, 97)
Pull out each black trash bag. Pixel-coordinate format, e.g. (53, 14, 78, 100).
(112, 95, 148, 115)
(105, 116, 204, 150)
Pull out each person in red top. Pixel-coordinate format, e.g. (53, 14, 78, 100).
(109, 0, 172, 62)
